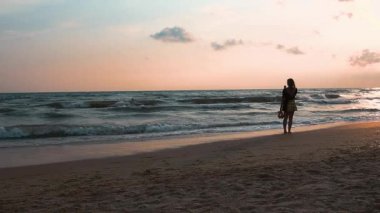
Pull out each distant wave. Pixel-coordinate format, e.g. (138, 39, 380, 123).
(86, 101, 119, 108)
(312, 108, 380, 114)
(0, 108, 15, 113)
(325, 94, 341, 99)
(40, 94, 354, 110)
(309, 94, 324, 99)
(45, 101, 118, 109)
(41, 112, 76, 119)
(45, 97, 279, 110)
(324, 89, 353, 93)
(129, 99, 165, 106)
(109, 103, 252, 112)
(45, 99, 167, 109)
(301, 93, 342, 101)
(308, 99, 354, 105)
(179, 96, 282, 104)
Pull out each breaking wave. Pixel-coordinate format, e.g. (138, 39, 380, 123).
(0, 121, 281, 140)
(180, 96, 282, 104)
(0, 88, 379, 147)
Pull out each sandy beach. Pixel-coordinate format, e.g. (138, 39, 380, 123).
(0, 122, 379, 212)
(2, 0, 380, 212)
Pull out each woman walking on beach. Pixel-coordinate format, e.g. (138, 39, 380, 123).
(281, 78, 297, 134)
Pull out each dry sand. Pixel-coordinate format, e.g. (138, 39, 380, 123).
(0, 122, 379, 212)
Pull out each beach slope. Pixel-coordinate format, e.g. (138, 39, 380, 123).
(0, 122, 379, 212)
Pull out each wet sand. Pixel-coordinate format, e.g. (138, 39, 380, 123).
(0, 122, 379, 212)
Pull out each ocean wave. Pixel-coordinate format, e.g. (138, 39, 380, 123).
(86, 101, 118, 108)
(310, 94, 324, 99)
(235, 111, 274, 116)
(199, 104, 252, 110)
(342, 108, 380, 113)
(179, 96, 282, 104)
(0, 121, 281, 140)
(0, 108, 15, 113)
(324, 89, 353, 93)
(0, 126, 29, 139)
(45, 102, 86, 109)
(0, 94, 32, 102)
(301, 93, 341, 101)
(45, 99, 166, 109)
(109, 104, 252, 112)
(309, 99, 354, 105)
(129, 99, 165, 106)
(45, 100, 119, 109)
(312, 108, 380, 113)
(41, 112, 76, 119)
(1, 89, 379, 145)
(325, 94, 341, 99)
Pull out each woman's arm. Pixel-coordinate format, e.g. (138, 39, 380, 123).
(281, 87, 286, 111)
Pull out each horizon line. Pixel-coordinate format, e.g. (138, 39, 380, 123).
(0, 87, 373, 94)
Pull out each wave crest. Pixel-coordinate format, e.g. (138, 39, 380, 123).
(0, 121, 281, 140)
(180, 96, 282, 104)
(325, 94, 341, 99)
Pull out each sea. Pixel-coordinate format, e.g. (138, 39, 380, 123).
(0, 88, 379, 148)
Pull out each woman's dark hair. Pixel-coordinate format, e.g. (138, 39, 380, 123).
(287, 78, 296, 88)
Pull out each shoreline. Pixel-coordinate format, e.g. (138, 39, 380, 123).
(0, 121, 379, 211)
(0, 121, 359, 168)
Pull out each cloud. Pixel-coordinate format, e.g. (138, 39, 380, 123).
(211, 39, 243, 51)
(333, 12, 353, 20)
(276, 44, 284, 49)
(276, 44, 305, 55)
(150, 27, 193, 43)
(338, 0, 354, 2)
(286, 47, 304, 55)
(349, 49, 380, 67)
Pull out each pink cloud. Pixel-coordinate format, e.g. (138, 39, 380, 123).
(349, 49, 380, 67)
(276, 44, 305, 55)
(334, 12, 353, 20)
(211, 39, 244, 51)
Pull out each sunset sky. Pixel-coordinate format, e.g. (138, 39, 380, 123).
(1, 0, 380, 92)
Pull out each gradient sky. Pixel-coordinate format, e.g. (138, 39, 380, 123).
(1, 0, 380, 92)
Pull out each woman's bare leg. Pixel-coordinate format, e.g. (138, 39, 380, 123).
(283, 113, 288, 134)
(288, 112, 294, 133)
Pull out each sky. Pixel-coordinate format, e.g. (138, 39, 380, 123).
(0, 0, 380, 92)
